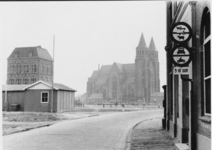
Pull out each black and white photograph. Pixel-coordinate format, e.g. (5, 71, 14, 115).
(1, 1, 211, 150)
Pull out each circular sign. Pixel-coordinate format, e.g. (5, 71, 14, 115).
(171, 45, 192, 67)
(170, 22, 192, 43)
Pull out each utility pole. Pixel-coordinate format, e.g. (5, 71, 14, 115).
(51, 35, 55, 113)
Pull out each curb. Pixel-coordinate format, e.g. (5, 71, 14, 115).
(124, 117, 162, 150)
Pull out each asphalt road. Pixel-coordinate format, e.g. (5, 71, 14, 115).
(3, 109, 163, 150)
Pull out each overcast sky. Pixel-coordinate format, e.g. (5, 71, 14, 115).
(0, 1, 166, 96)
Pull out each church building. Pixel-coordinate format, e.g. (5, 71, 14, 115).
(86, 33, 160, 104)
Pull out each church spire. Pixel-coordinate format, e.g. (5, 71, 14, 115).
(136, 33, 147, 49)
(149, 37, 157, 51)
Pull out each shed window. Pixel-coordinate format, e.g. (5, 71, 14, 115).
(41, 92, 49, 103)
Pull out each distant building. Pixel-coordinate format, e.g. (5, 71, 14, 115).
(87, 33, 160, 104)
(7, 46, 53, 85)
(2, 80, 76, 112)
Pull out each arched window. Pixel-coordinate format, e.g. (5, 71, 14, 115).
(112, 76, 118, 99)
(202, 8, 211, 115)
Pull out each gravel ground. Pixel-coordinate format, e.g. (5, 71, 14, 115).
(2, 111, 94, 136)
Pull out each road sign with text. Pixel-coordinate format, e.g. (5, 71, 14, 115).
(173, 67, 189, 75)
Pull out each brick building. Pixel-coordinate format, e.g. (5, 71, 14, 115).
(163, 1, 211, 150)
(87, 33, 160, 104)
(7, 46, 53, 85)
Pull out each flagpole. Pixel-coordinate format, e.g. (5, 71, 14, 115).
(51, 35, 55, 113)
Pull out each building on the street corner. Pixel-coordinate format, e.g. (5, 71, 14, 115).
(86, 33, 160, 104)
(2, 80, 76, 112)
(163, 1, 211, 150)
(7, 46, 53, 85)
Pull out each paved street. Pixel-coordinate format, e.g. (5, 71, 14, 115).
(3, 109, 163, 150)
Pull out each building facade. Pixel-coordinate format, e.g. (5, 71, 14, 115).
(87, 33, 160, 104)
(164, 1, 211, 150)
(7, 46, 53, 85)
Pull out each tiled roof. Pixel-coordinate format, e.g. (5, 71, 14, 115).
(91, 70, 99, 78)
(87, 93, 103, 100)
(115, 62, 122, 71)
(8, 46, 53, 61)
(101, 65, 112, 72)
(123, 64, 135, 71)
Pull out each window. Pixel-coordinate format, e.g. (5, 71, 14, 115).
(17, 78, 21, 85)
(24, 63, 29, 73)
(40, 63, 43, 73)
(11, 79, 15, 85)
(24, 78, 28, 84)
(41, 92, 49, 103)
(202, 8, 211, 115)
(32, 63, 37, 73)
(17, 64, 21, 73)
(31, 77, 36, 83)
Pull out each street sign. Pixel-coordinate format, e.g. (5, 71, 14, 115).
(170, 22, 192, 43)
(171, 45, 192, 67)
(173, 67, 189, 75)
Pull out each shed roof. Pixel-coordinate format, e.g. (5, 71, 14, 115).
(2, 81, 76, 92)
(2, 85, 26, 91)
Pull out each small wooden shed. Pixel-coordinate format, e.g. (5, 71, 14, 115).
(2, 80, 76, 112)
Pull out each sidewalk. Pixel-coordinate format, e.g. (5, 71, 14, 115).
(127, 117, 177, 150)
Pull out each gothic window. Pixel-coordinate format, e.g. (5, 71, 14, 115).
(202, 8, 211, 115)
(112, 76, 117, 99)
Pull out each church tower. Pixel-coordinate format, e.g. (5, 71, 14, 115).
(134, 33, 160, 103)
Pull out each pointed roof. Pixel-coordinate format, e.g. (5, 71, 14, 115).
(149, 37, 157, 51)
(136, 33, 147, 49)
